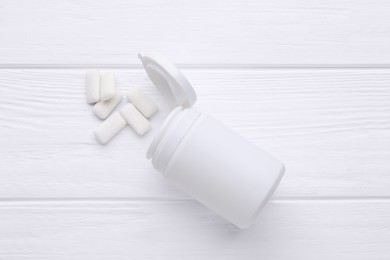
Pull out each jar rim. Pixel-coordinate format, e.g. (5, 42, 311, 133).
(147, 107, 201, 173)
(147, 106, 184, 160)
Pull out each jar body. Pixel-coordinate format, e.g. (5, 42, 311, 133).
(149, 108, 285, 228)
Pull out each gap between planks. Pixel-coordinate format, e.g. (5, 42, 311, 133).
(0, 197, 390, 206)
(1, 64, 390, 69)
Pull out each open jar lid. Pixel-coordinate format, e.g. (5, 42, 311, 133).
(138, 53, 197, 108)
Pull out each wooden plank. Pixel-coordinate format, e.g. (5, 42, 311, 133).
(0, 0, 390, 65)
(0, 200, 388, 259)
(0, 68, 389, 198)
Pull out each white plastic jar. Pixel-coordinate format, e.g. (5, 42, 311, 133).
(139, 54, 285, 228)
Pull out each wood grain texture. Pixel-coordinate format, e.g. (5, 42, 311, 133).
(0, 68, 389, 198)
(1, 0, 389, 258)
(0, 200, 389, 259)
(0, 0, 390, 65)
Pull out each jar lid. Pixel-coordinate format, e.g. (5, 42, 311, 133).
(138, 53, 197, 108)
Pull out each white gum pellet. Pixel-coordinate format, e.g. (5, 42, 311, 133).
(100, 71, 116, 101)
(120, 103, 151, 135)
(93, 90, 123, 119)
(94, 112, 127, 144)
(126, 87, 158, 118)
(85, 70, 100, 104)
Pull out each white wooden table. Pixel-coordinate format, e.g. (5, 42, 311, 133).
(0, 0, 389, 259)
